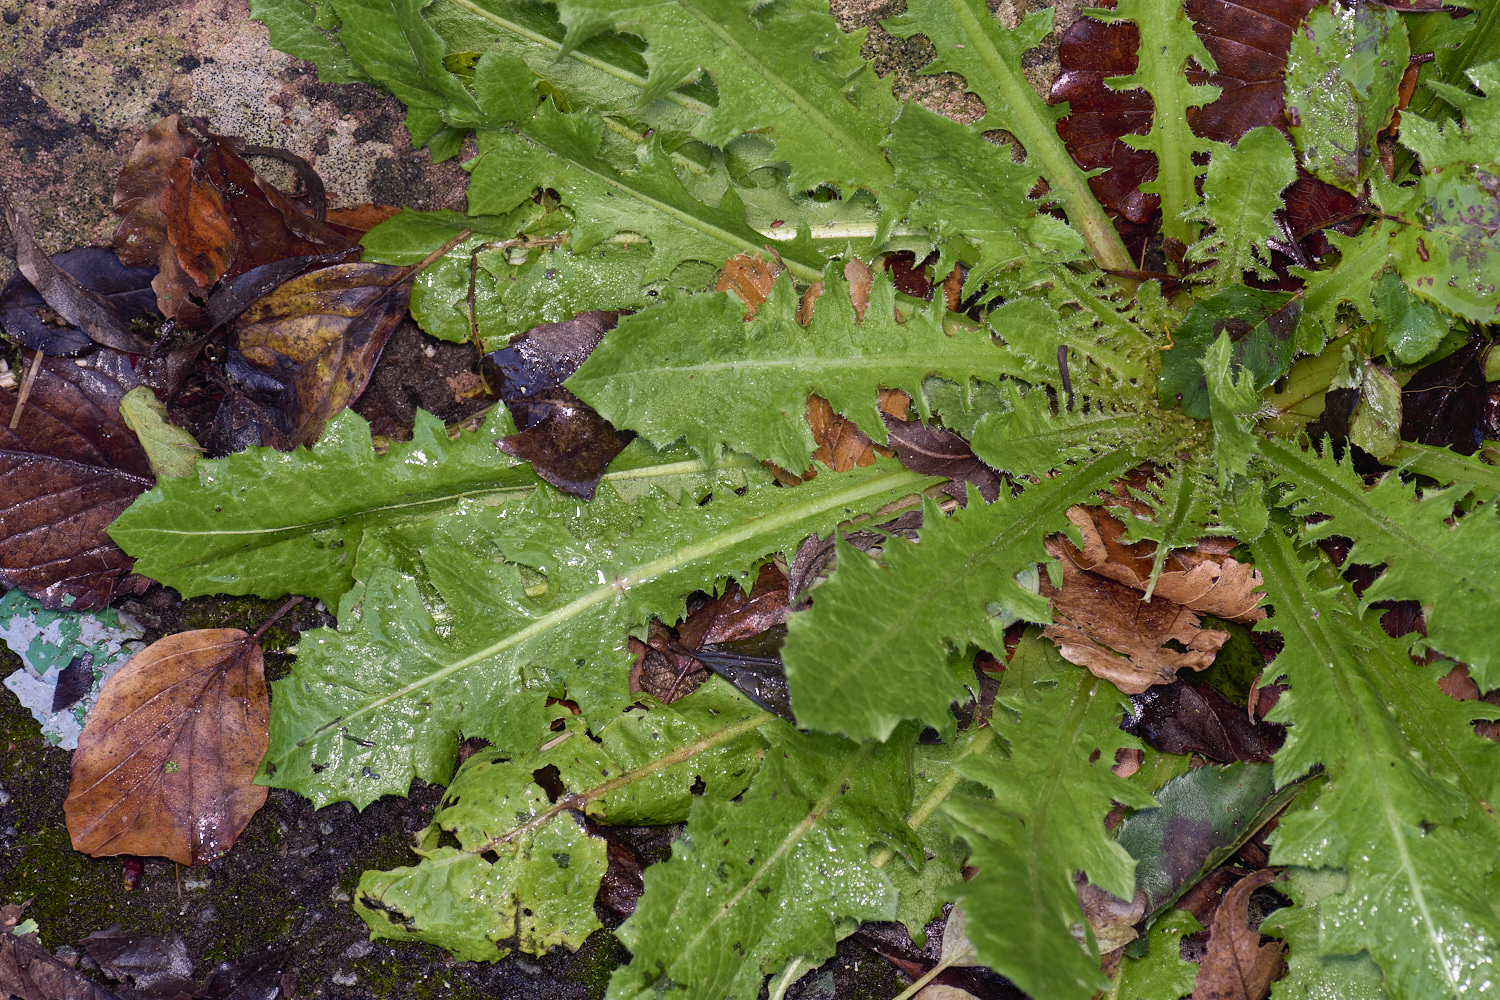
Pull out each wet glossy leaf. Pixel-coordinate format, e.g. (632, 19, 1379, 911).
(357, 679, 767, 961)
(569, 267, 1027, 473)
(1285, 4, 1408, 193)
(81, 928, 195, 1000)
(1386, 163, 1500, 323)
(1160, 287, 1300, 419)
(1110, 909, 1203, 1000)
(230, 238, 459, 448)
(610, 723, 920, 1000)
(782, 451, 1137, 742)
(0, 350, 153, 610)
(64, 628, 271, 866)
(1186, 127, 1298, 287)
(944, 633, 1154, 1000)
(1400, 58, 1500, 170)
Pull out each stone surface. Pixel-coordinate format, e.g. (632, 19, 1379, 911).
(0, 0, 468, 280)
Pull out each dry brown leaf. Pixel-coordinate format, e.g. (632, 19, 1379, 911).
(1192, 870, 1287, 1000)
(808, 394, 878, 473)
(64, 628, 271, 866)
(844, 257, 874, 321)
(1077, 876, 1147, 953)
(1063, 506, 1266, 622)
(323, 203, 403, 239)
(714, 254, 783, 319)
(1043, 537, 1229, 694)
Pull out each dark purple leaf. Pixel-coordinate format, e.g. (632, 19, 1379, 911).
(1121, 679, 1284, 762)
(1400, 337, 1488, 455)
(1, 194, 152, 354)
(882, 414, 1003, 504)
(484, 311, 631, 499)
(0, 248, 160, 356)
(80, 928, 195, 1000)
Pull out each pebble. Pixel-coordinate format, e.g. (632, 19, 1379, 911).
(331, 971, 357, 987)
(343, 941, 374, 960)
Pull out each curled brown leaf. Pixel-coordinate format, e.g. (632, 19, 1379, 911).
(1192, 869, 1286, 1000)
(64, 628, 271, 866)
(1042, 536, 1230, 694)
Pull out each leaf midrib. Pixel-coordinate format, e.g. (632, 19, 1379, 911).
(289, 467, 934, 749)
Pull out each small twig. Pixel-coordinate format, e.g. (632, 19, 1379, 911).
(252, 595, 305, 643)
(9, 348, 44, 430)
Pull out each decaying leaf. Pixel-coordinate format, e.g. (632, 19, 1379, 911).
(112, 116, 354, 324)
(0, 903, 118, 1000)
(0, 350, 153, 610)
(1399, 336, 1488, 455)
(64, 628, 271, 866)
(81, 928, 195, 1000)
(715, 254, 783, 319)
(1122, 680, 1283, 762)
(884, 414, 1004, 504)
(484, 310, 630, 498)
(0, 247, 159, 357)
(1192, 869, 1286, 1000)
(230, 232, 466, 448)
(1061, 505, 1266, 621)
(1042, 536, 1230, 694)
(0, 194, 152, 354)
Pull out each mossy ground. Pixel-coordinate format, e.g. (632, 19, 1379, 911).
(0, 590, 917, 999)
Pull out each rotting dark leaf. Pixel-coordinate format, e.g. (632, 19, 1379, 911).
(0, 194, 152, 354)
(0, 248, 159, 357)
(1399, 336, 1489, 455)
(51, 654, 95, 713)
(786, 509, 924, 605)
(80, 927, 195, 1000)
(483, 311, 632, 499)
(0, 349, 153, 610)
(592, 823, 647, 921)
(883, 413, 1003, 504)
(230, 232, 467, 448)
(64, 627, 271, 866)
(197, 944, 294, 1000)
(1122, 679, 1284, 762)
(203, 250, 362, 334)
(690, 626, 794, 721)
(0, 903, 119, 1000)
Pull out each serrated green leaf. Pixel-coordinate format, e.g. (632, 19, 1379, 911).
(969, 384, 1143, 479)
(1262, 869, 1390, 1000)
(1294, 226, 1392, 355)
(328, 0, 484, 138)
(1388, 163, 1500, 323)
(991, 290, 1153, 392)
(569, 268, 1028, 472)
(1186, 126, 1297, 287)
(1391, 441, 1500, 499)
(1372, 270, 1453, 365)
(1286, 3, 1408, 193)
(608, 723, 920, 1000)
(110, 409, 535, 608)
(1264, 436, 1500, 686)
(551, 0, 897, 194)
(250, 0, 371, 83)
(1251, 521, 1500, 1000)
(1111, 459, 1218, 588)
(781, 449, 1140, 742)
(883, 0, 1131, 270)
(883, 104, 1086, 287)
(356, 679, 769, 960)
(468, 103, 825, 283)
(1109, 909, 1202, 1000)
(262, 460, 936, 807)
(1160, 285, 1299, 419)
(944, 633, 1154, 1000)
(1202, 332, 1263, 481)
(1098, 0, 1221, 246)
(1401, 59, 1500, 170)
